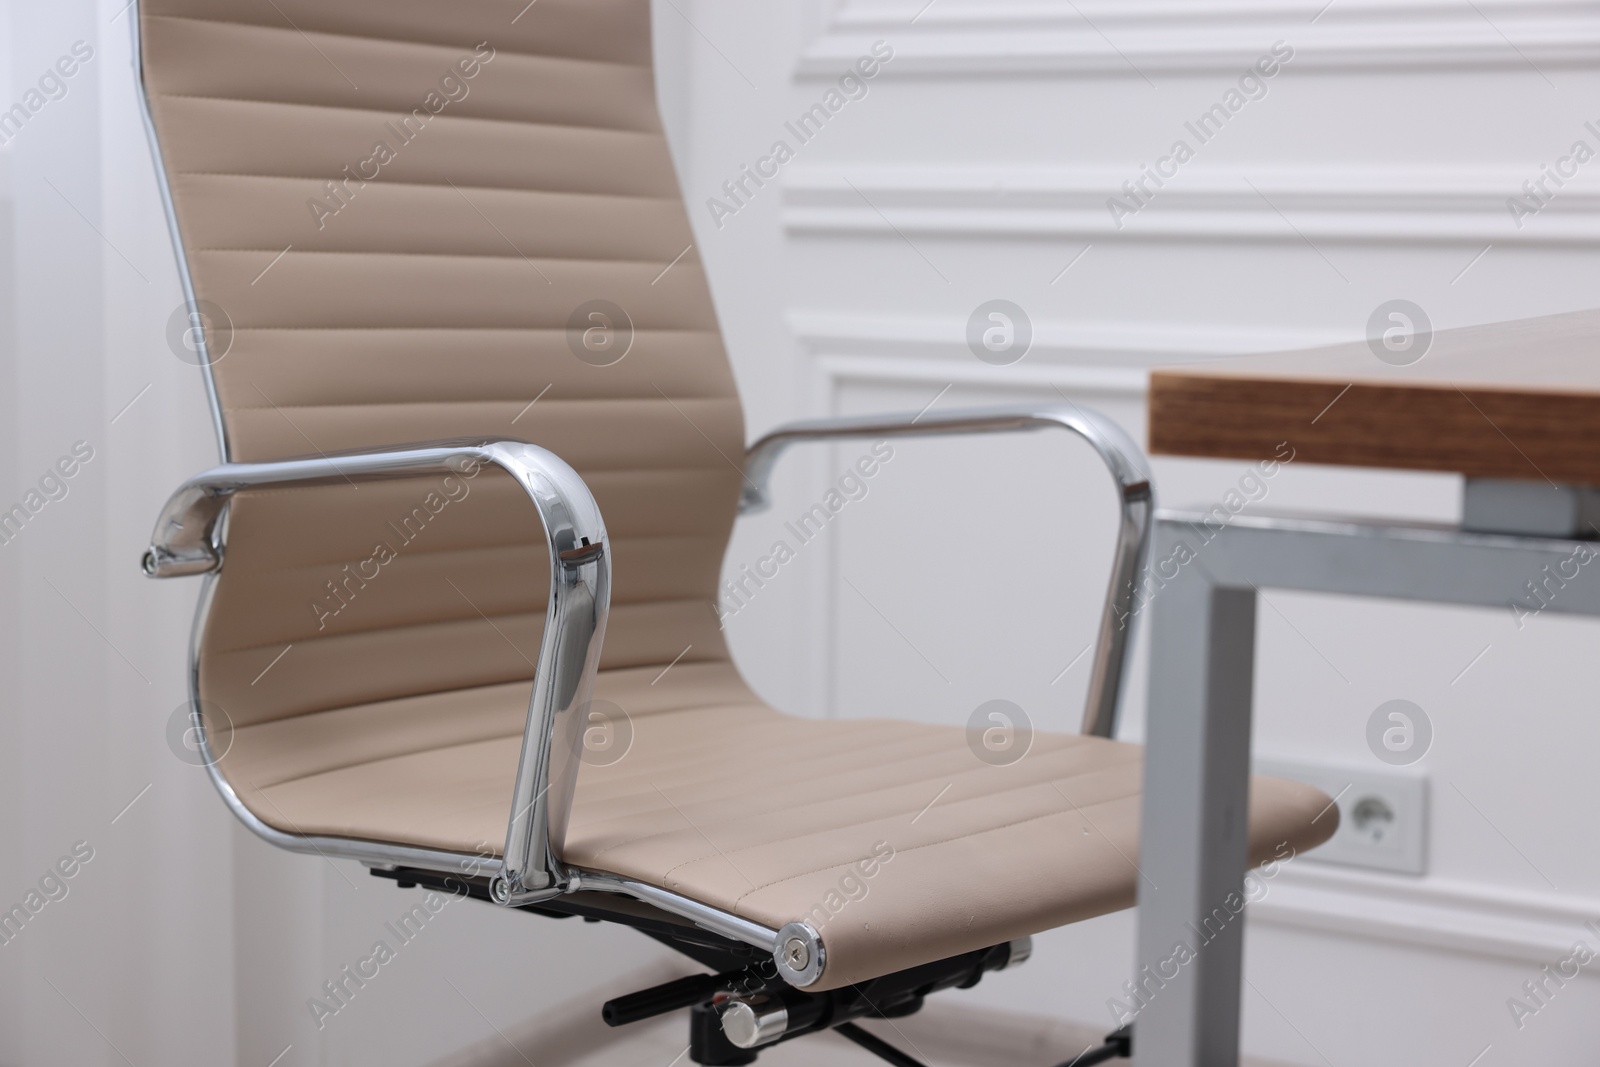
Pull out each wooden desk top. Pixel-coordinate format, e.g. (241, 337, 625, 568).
(1148, 307, 1600, 485)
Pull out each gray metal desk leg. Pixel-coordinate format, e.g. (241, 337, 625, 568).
(1129, 505, 1600, 1063)
(1135, 522, 1258, 1066)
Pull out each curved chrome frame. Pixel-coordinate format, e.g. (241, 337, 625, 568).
(130, 0, 785, 953)
(147, 441, 610, 904)
(130, 0, 1154, 978)
(129, 0, 230, 462)
(568, 871, 781, 950)
(143, 409, 1154, 971)
(742, 402, 1155, 738)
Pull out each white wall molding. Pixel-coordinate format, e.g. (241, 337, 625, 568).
(799, 0, 1600, 77)
(818, 352, 1149, 397)
(783, 169, 1600, 246)
(776, 319, 1160, 722)
(791, 310, 1343, 377)
(1256, 864, 1600, 966)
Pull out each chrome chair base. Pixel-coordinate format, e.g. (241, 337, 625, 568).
(370, 866, 1052, 1066)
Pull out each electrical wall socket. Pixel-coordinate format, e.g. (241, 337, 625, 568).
(1257, 758, 1428, 875)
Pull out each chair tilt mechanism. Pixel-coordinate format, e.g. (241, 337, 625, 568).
(369, 862, 1128, 1067)
(133, 0, 1338, 1063)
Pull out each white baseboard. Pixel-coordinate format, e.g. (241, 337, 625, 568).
(1256, 863, 1600, 966)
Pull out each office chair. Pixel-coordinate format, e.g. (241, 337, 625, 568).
(134, 1, 1337, 1061)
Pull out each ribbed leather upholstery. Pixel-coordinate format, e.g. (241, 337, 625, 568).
(141, 0, 740, 727)
(142, 0, 1336, 990)
(222, 660, 1333, 990)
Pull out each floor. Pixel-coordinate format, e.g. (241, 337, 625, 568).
(425, 960, 1290, 1067)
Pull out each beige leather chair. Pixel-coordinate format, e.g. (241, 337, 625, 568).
(136, 1, 1336, 1061)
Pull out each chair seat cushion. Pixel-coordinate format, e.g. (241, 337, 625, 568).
(218, 661, 1335, 989)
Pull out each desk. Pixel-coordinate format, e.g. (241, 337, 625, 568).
(1133, 307, 1600, 1066)
(1150, 307, 1600, 485)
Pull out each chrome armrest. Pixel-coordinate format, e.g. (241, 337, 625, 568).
(143, 439, 609, 905)
(741, 404, 1153, 738)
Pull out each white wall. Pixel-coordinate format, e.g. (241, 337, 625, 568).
(4, 1, 1600, 1065)
(1, 2, 237, 1063)
(679, 2, 1600, 1065)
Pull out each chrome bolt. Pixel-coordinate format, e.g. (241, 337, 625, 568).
(783, 937, 810, 971)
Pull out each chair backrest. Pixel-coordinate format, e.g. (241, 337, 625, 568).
(139, 0, 743, 729)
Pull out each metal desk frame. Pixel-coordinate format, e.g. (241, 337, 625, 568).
(1134, 507, 1600, 1065)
